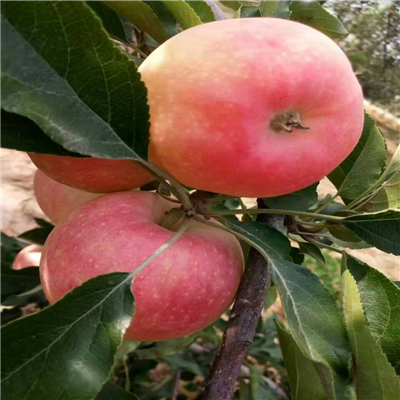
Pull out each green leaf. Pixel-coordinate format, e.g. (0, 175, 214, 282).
(328, 224, 363, 244)
(18, 226, 54, 246)
(259, 0, 292, 18)
(344, 254, 400, 374)
(135, 335, 197, 359)
(342, 210, 400, 255)
(220, 1, 241, 10)
(1, 266, 40, 303)
(163, 352, 205, 377)
(1, 110, 79, 156)
(238, 5, 261, 18)
(365, 144, 400, 212)
(270, 259, 350, 378)
(95, 383, 139, 400)
(248, 364, 278, 400)
(146, 1, 179, 38)
(289, 1, 348, 39)
(103, 1, 169, 43)
(1, 231, 27, 268)
(88, 2, 128, 43)
(222, 219, 291, 260)
(298, 242, 325, 267)
(342, 270, 400, 400)
(1, 1, 149, 160)
(188, 1, 217, 23)
(276, 322, 327, 400)
(161, 1, 204, 29)
(263, 183, 318, 212)
(1, 272, 134, 400)
(289, 247, 305, 265)
(328, 115, 386, 201)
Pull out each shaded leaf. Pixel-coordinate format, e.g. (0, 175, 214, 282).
(1, 110, 79, 156)
(344, 254, 400, 374)
(263, 183, 318, 212)
(276, 322, 327, 400)
(260, 1, 292, 18)
(104, 1, 169, 43)
(1, 231, 28, 268)
(1, 272, 134, 400)
(342, 270, 400, 399)
(222, 219, 291, 260)
(163, 352, 206, 377)
(299, 242, 325, 267)
(2, 1, 149, 160)
(249, 364, 278, 400)
(342, 210, 400, 255)
(289, 1, 348, 39)
(135, 335, 197, 359)
(238, 5, 261, 18)
(270, 259, 350, 377)
(88, 2, 128, 42)
(289, 247, 305, 265)
(95, 383, 139, 400)
(365, 144, 400, 212)
(329, 115, 386, 201)
(220, 1, 241, 10)
(1, 266, 40, 303)
(146, 1, 179, 38)
(18, 226, 53, 246)
(188, 1, 217, 23)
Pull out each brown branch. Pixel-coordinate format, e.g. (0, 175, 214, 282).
(202, 199, 273, 400)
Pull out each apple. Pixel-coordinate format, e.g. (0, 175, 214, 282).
(140, 18, 364, 198)
(34, 170, 101, 224)
(13, 244, 42, 270)
(28, 153, 154, 193)
(40, 191, 244, 341)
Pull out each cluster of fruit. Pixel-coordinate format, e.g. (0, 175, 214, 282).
(27, 18, 363, 341)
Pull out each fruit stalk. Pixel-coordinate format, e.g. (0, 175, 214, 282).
(203, 200, 272, 400)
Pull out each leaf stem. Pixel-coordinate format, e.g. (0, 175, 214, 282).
(205, 208, 344, 222)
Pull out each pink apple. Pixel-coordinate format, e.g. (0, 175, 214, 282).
(34, 170, 101, 224)
(13, 244, 42, 270)
(28, 153, 154, 193)
(40, 191, 243, 341)
(139, 18, 364, 197)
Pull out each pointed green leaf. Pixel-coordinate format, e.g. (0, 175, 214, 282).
(365, 144, 400, 212)
(344, 254, 400, 374)
(1, 1, 149, 160)
(299, 242, 325, 267)
(188, 1, 217, 23)
(260, 1, 292, 18)
(161, 1, 203, 29)
(103, 1, 169, 43)
(95, 383, 139, 400)
(329, 115, 386, 201)
(146, 1, 179, 38)
(342, 210, 400, 255)
(342, 270, 400, 400)
(222, 219, 291, 260)
(289, 1, 348, 39)
(276, 322, 328, 400)
(1, 267, 40, 303)
(220, 1, 241, 10)
(238, 5, 261, 18)
(88, 2, 128, 43)
(1, 272, 134, 400)
(263, 183, 318, 212)
(271, 259, 350, 377)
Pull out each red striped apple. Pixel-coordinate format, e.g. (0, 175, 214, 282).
(29, 153, 153, 193)
(40, 191, 243, 341)
(34, 170, 100, 224)
(140, 18, 364, 198)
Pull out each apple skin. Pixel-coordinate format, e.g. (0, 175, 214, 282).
(13, 244, 42, 270)
(28, 153, 154, 193)
(34, 170, 101, 224)
(40, 191, 244, 341)
(140, 18, 364, 198)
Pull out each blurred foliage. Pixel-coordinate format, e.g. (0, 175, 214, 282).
(326, 0, 400, 116)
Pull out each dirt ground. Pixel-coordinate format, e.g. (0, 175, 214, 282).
(1, 105, 399, 280)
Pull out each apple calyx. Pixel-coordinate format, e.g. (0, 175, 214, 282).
(270, 111, 310, 133)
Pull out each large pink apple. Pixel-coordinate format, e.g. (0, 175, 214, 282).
(40, 191, 243, 341)
(140, 18, 364, 198)
(34, 170, 101, 224)
(28, 153, 154, 193)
